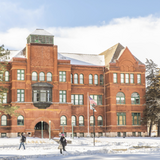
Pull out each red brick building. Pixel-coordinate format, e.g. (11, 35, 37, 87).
(0, 29, 147, 138)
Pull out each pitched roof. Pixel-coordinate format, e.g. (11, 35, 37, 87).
(99, 43, 144, 66)
(99, 43, 124, 66)
(30, 29, 53, 36)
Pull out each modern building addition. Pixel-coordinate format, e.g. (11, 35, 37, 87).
(0, 29, 147, 138)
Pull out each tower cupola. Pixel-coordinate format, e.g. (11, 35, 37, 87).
(27, 29, 54, 45)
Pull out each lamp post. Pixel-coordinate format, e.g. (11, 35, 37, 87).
(49, 120, 51, 140)
(92, 104, 95, 146)
(63, 122, 64, 134)
(41, 121, 43, 139)
(72, 122, 74, 139)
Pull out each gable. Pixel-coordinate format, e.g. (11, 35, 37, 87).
(116, 47, 138, 72)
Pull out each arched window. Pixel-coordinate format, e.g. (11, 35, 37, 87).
(32, 72, 37, 81)
(74, 74, 78, 84)
(98, 116, 103, 126)
(89, 74, 93, 84)
(100, 74, 103, 85)
(71, 74, 73, 84)
(47, 72, 52, 81)
(1, 115, 7, 126)
(17, 115, 24, 125)
(80, 74, 84, 84)
(116, 92, 125, 104)
(94, 74, 98, 85)
(5, 71, 9, 81)
(60, 116, 67, 125)
(90, 116, 95, 126)
(79, 116, 84, 126)
(131, 92, 140, 104)
(71, 116, 76, 126)
(39, 72, 45, 81)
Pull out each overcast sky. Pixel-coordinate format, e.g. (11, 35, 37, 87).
(0, 0, 160, 65)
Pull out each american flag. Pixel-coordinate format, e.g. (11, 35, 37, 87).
(89, 96, 97, 106)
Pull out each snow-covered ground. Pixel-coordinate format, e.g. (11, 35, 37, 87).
(0, 137, 160, 160)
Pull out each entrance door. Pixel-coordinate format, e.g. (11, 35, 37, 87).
(35, 122, 49, 130)
(34, 121, 49, 138)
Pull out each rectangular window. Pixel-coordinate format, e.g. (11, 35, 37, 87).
(3, 93, 7, 103)
(113, 73, 117, 83)
(5, 72, 9, 82)
(79, 132, 84, 137)
(71, 94, 83, 105)
(132, 132, 136, 136)
(132, 113, 141, 125)
(0, 93, 7, 104)
(117, 132, 121, 137)
(17, 89, 25, 102)
(90, 95, 102, 105)
(59, 90, 66, 103)
(98, 132, 103, 137)
(123, 132, 126, 137)
(117, 112, 126, 125)
(100, 75, 103, 85)
(17, 70, 24, 80)
(1, 133, 6, 138)
(33, 90, 51, 102)
(33, 90, 39, 102)
(40, 90, 46, 102)
(130, 74, 134, 84)
(74, 132, 77, 137)
(91, 132, 95, 137)
(121, 73, 124, 83)
(71, 74, 73, 84)
(125, 74, 129, 83)
(137, 74, 141, 84)
(138, 132, 141, 137)
(59, 71, 66, 82)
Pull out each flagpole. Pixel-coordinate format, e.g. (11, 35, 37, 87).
(87, 92, 89, 137)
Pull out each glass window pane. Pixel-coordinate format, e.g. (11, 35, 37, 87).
(121, 74, 124, 83)
(75, 95, 78, 105)
(94, 75, 98, 84)
(113, 73, 117, 83)
(47, 73, 52, 81)
(80, 74, 83, 84)
(100, 74, 103, 85)
(89, 74, 93, 84)
(125, 74, 129, 83)
(130, 74, 134, 83)
(137, 74, 141, 84)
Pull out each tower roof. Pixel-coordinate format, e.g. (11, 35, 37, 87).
(30, 29, 53, 36)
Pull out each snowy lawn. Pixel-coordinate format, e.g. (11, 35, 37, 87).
(0, 137, 160, 160)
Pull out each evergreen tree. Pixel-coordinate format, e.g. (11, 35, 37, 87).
(0, 45, 19, 116)
(142, 59, 160, 136)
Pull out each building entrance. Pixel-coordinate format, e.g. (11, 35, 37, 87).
(35, 122, 49, 130)
(34, 121, 49, 138)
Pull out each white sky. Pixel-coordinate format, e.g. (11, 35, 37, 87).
(0, 15, 160, 66)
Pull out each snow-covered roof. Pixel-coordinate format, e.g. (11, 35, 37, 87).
(5, 50, 104, 66)
(30, 29, 53, 36)
(58, 52, 105, 66)
(3, 50, 22, 61)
